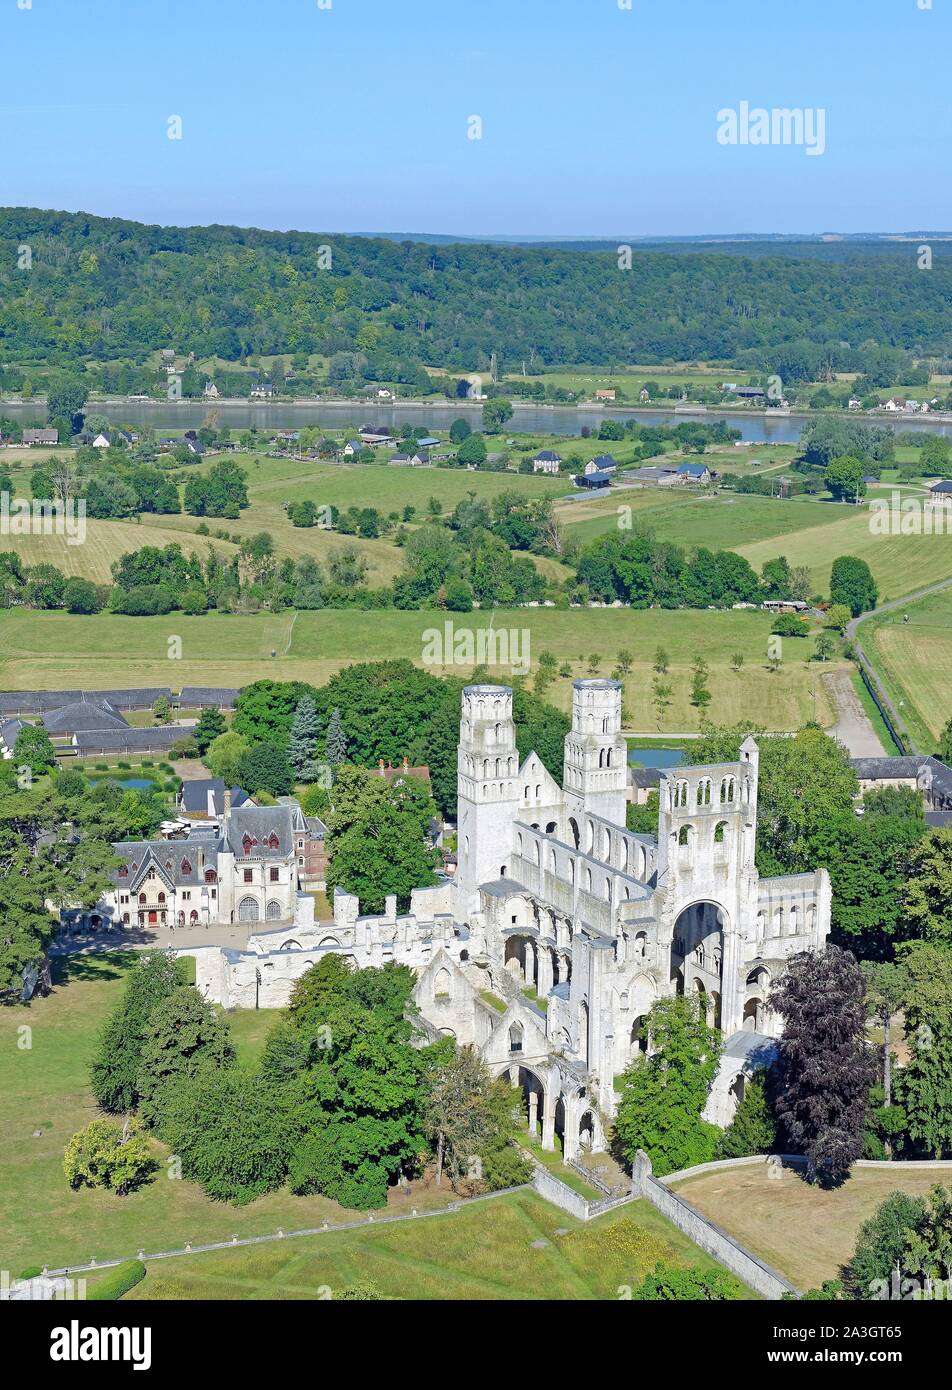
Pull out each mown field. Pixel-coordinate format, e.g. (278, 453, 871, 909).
(0, 606, 836, 732)
(672, 1163, 952, 1292)
(5, 952, 741, 1299)
(117, 1189, 743, 1301)
(0, 518, 239, 584)
(865, 584, 952, 747)
(560, 491, 845, 552)
(737, 494, 952, 604)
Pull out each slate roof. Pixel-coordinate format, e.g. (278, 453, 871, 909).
(178, 687, 239, 708)
(43, 700, 129, 734)
(630, 767, 662, 790)
(852, 755, 925, 780)
(535, 449, 561, 461)
(0, 688, 172, 714)
(590, 454, 617, 469)
(0, 718, 26, 747)
(677, 461, 710, 478)
(575, 470, 613, 486)
(112, 838, 221, 890)
(72, 727, 184, 753)
(225, 804, 295, 859)
(179, 778, 224, 815)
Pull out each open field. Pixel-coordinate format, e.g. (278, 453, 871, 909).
(737, 502, 952, 603)
(0, 517, 239, 584)
(560, 491, 846, 552)
(239, 457, 569, 510)
(864, 584, 952, 747)
(4, 952, 741, 1298)
(672, 1163, 952, 1292)
(0, 606, 836, 731)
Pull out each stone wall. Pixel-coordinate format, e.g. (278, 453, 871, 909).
(632, 1151, 799, 1299)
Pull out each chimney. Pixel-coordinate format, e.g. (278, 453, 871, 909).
(224, 786, 232, 817)
(378, 758, 385, 775)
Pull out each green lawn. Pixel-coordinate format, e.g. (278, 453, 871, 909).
(561, 491, 845, 551)
(119, 1189, 746, 1300)
(0, 605, 837, 732)
(864, 585, 952, 748)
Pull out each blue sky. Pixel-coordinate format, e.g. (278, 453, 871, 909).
(1, 0, 949, 237)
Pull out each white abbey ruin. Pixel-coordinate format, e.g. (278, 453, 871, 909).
(188, 680, 831, 1160)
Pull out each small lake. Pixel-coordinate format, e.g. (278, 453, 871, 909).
(627, 746, 685, 769)
(89, 776, 156, 791)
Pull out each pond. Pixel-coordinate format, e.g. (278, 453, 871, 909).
(627, 746, 685, 769)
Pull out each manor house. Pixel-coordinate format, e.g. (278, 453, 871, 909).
(174, 680, 831, 1157)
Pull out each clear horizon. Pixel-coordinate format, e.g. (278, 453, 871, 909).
(2, 0, 948, 238)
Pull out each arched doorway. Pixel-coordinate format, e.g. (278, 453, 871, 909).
(508, 1065, 546, 1141)
(671, 902, 726, 1014)
(630, 1014, 648, 1056)
(238, 896, 260, 923)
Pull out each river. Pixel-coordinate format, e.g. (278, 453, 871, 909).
(5, 398, 952, 444)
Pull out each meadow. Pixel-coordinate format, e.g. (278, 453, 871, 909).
(0, 606, 836, 732)
(865, 584, 952, 747)
(4, 952, 740, 1299)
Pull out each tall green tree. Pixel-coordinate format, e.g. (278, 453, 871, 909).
(90, 952, 187, 1112)
(136, 986, 236, 1127)
(895, 942, 952, 1158)
(325, 765, 438, 913)
(615, 996, 722, 1177)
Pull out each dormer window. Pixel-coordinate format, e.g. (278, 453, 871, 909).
(204, 869, 217, 883)
(180, 858, 192, 876)
(118, 865, 128, 878)
(268, 832, 279, 850)
(242, 834, 253, 854)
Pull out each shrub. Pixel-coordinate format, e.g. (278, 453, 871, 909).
(88, 1260, 147, 1301)
(63, 1118, 155, 1194)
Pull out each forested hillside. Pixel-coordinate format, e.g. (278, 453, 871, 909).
(2, 207, 951, 373)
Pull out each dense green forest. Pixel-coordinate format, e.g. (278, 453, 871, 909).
(2, 208, 951, 375)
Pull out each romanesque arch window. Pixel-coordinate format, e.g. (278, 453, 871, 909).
(516, 833, 524, 857)
(756, 909, 766, 938)
(546, 845, 556, 873)
(545, 821, 557, 834)
(806, 903, 817, 932)
(720, 776, 736, 804)
(788, 904, 799, 936)
(584, 866, 593, 893)
(714, 821, 729, 845)
(678, 824, 693, 848)
(602, 827, 611, 859)
(696, 778, 712, 807)
(772, 905, 784, 934)
(635, 931, 648, 958)
(675, 781, 689, 808)
(585, 820, 595, 854)
(266, 900, 282, 920)
(533, 840, 541, 867)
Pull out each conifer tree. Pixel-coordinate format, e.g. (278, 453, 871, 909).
(325, 707, 348, 765)
(288, 695, 320, 781)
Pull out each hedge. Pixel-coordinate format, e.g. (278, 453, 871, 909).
(87, 1260, 147, 1301)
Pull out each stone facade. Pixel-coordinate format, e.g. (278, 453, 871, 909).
(183, 680, 831, 1159)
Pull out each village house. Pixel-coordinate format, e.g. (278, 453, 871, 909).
(533, 449, 562, 475)
(594, 389, 616, 402)
(21, 428, 59, 446)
